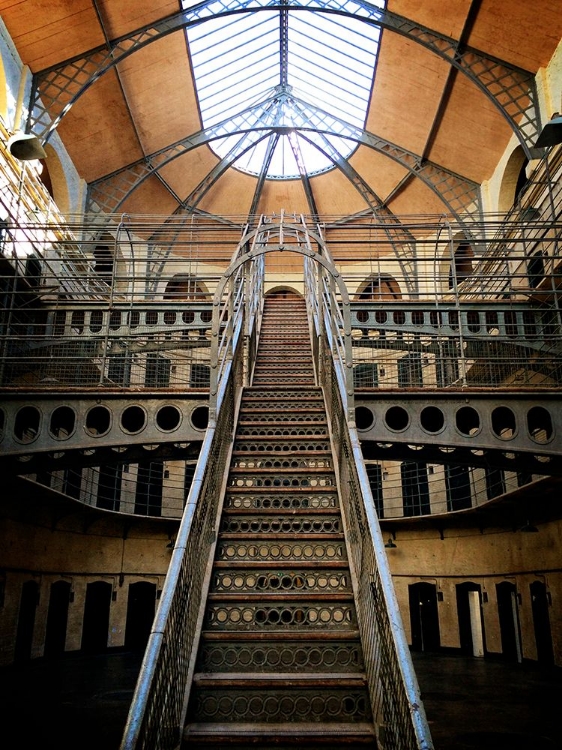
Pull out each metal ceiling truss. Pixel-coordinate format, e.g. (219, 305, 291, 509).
(28, 0, 541, 158)
(88, 105, 481, 221)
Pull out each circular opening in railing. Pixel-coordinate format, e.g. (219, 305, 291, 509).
(455, 406, 480, 437)
(163, 311, 176, 325)
(191, 405, 209, 431)
(491, 406, 516, 440)
(182, 310, 195, 324)
(156, 405, 182, 432)
(200, 310, 212, 323)
(527, 406, 553, 444)
(85, 405, 111, 436)
(420, 406, 445, 433)
(121, 405, 147, 434)
(393, 311, 405, 325)
(50, 406, 76, 440)
(375, 311, 387, 324)
(14, 405, 41, 444)
(354, 406, 374, 431)
(384, 405, 409, 432)
(356, 310, 369, 324)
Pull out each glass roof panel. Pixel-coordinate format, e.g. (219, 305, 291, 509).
(183, 1, 385, 179)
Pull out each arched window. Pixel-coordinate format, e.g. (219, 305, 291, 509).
(448, 242, 474, 289)
(164, 274, 207, 300)
(91, 233, 127, 291)
(356, 275, 401, 300)
(498, 146, 529, 213)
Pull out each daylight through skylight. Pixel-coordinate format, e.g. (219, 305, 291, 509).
(183, 0, 384, 179)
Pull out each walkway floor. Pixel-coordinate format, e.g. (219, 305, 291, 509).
(0, 650, 560, 748)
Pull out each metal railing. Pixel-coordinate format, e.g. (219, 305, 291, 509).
(305, 253, 433, 749)
(119, 243, 258, 749)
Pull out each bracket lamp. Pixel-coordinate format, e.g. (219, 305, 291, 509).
(7, 131, 47, 161)
(534, 114, 562, 148)
(384, 536, 397, 549)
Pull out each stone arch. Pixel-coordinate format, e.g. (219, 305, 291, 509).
(498, 145, 529, 213)
(39, 144, 70, 213)
(0, 49, 8, 124)
(355, 274, 402, 300)
(163, 274, 209, 300)
(91, 232, 128, 293)
(448, 234, 475, 290)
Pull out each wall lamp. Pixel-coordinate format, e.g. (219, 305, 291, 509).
(384, 532, 397, 549)
(7, 131, 47, 161)
(534, 113, 562, 148)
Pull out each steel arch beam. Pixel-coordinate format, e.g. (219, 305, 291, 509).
(88, 125, 481, 219)
(29, 1, 540, 157)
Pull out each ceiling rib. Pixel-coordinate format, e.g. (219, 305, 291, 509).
(28, 0, 540, 157)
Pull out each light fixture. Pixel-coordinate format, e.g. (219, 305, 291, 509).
(519, 520, 539, 533)
(384, 536, 397, 549)
(7, 131, 47, 161)
(534, 113, 562, 148)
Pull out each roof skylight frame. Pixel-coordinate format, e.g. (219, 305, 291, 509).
(183, 0, 385, 179)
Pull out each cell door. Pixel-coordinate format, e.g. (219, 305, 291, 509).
(408, 582, 441, 652)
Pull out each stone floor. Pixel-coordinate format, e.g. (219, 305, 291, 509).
(0, 650, 560, 748)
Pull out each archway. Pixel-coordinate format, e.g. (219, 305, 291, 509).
(14, 580, 39, 661)
(496, 581, 522, 662)
(530, 581, 554, 665)
(44, 580, 71, 657)
(456, 582, 485, 657)
(125, 581, 157, 652)
(81, 581, 112, 653)
(498, 146, 529, 213)
(408, 582, 440, 652)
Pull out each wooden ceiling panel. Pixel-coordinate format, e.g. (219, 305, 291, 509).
(366, 33, 449, 155)
(1, 0, 104, 71)
(198, 169, 257, 216)
(257, 177, 311, 218)
(312, 168, 369, 216)
(388, 0, 471, 38)
(387, 175, 448, 217)
(428, 75, 513, 183)
(119, 173, 182, 216)
(157, 148, 220, 201)
(96, 1, 180, 40)
(116, 32, 201, 154)
(348, 146, 409, 202)
(57, 69, 144, 182)
(468, 0, 562, 71)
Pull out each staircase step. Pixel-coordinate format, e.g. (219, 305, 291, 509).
(192, 672, 367, 688)
(183, 721, 376, 746)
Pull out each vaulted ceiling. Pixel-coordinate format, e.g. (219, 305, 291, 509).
(3, 0, 562, 221)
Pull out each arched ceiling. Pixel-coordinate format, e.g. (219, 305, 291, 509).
(3, 0, 562, 222)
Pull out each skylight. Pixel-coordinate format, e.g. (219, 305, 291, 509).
(183, 1, 384, 179)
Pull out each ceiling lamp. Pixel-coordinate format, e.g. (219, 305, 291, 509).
(7, 131, 47, 161)
(534, 113, 562, 148)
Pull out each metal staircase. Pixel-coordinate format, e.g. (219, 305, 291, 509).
(183, 292, 376, 746)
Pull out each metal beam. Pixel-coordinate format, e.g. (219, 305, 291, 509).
(87, 93, 481, 218)
(29, 1, 541, 156)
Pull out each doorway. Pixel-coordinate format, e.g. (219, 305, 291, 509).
(456, 582, 485, 657)
(408, 582, 441, 652)
(124, 581, 157, 652)
(496, 581, 522, 662)
(530, 581, 554, 665)
(14, 580, 39, 661)
(44, 580, 71, 657)
(81, 581, 112, 653)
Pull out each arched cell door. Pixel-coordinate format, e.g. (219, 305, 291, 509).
(496, 581, 522, 662)
(125, 582, 157, 652)
(408, 582, 440, 652)
(44, 580, 71, 657)
(456, 582, 485, 657)
(530, 581, 554, 665)
(81, 581, 112, 653)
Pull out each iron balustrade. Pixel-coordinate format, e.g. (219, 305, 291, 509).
(305, 254, 433, 749)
